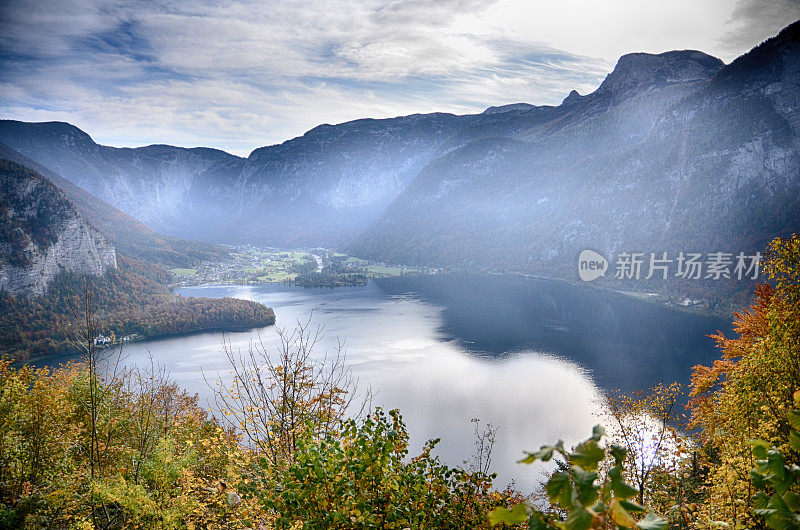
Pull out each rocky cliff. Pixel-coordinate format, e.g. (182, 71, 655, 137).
(0, 142, 228, 268)
(0, 160, 117, 296)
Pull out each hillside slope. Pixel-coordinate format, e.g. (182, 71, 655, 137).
(0, 142, 228, 267)
(348, 22, 800, 305)
(0, 159, 275, 361)
(0, 114, 481, 245)
(0, 160, 116, 295)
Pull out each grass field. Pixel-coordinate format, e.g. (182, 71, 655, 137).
(365, 264, 405, 276)
(171, 268, 198, 277)
(232, 251, 316, 283)
(257, 271, 298, 282)
(175, 247, 422, 287)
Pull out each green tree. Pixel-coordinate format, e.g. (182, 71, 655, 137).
(749, 390, 800, 529)
(247, 407, 507, 529)
(488, 425, 667, 529)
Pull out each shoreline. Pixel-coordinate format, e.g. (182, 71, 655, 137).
(176, 269, 737, 320)
(20, 321, 276, 368)
(171, 245, 741, 319)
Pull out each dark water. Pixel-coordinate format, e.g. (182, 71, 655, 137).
(374, 274, 731, 394)
(37, 274, 732, 489)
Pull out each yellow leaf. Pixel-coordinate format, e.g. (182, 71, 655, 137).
(610, 498, 636, 528)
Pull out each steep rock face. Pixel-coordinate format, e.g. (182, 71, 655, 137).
(421, 50, 725, 170)
(0, 141, 227, 267)
(0, 160, 116, 296)
(97, 145, 244, 235)
(219, 113, 477, 245)
(0, 121, 246, 238)
(594, 51, 724, 99)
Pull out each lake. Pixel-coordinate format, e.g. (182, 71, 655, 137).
(49, 274, 733, 491)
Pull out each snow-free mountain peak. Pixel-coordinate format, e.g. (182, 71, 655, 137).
(595, 50, 724, 97)
(482, 103, 538, 115)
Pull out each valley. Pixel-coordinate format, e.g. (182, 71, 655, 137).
(171, 245, 431, 288)
(1, 4, 798, 527)
(2, 22, 798, 310)
(0, 160, 276, 361)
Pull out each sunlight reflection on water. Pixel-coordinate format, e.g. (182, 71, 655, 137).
(106, 281, 604, 491)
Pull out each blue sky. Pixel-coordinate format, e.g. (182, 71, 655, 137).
(1, 0, 797, 156)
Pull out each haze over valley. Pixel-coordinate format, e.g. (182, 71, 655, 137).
(1, 4, 799, 527)
(2, 22, 798, 309)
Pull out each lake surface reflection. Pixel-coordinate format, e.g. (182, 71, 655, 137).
(50, 274, 733, 490)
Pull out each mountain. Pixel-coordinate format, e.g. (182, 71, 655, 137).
(0, 142, 227, 268)
(349, 22, 800, 305)
(0, 125, 246, 241)
(0, 159, 116, 295)
(0, 114, 481, 246)
(0, 159, 275, 361)
(214, 113, 478, 245)
(0, 47, 734, 251)
(1, 21, 798, 306)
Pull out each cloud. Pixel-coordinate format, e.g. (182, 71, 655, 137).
(1, 0, 793, 155)
(716, 0, 800, 57)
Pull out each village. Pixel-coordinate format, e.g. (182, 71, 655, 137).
(170, 245, 432, 288)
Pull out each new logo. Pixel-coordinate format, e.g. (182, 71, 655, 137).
(578, 250, 608, 282)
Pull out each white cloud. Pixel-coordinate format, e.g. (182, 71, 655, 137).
(717, 0, 800, 55)
(1, 0, 796, 154)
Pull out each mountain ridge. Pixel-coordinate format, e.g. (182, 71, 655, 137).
(1, 20, 798, 307)
(347, 20, 800, 307)
(0, 44, 733, 246)
(0, 141, 229, 268)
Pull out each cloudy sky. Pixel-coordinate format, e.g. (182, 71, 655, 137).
(1, 0, 797, 156)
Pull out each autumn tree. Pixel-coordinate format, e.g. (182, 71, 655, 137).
(210, 317, 368, 467)
(688, 234, 800, 527)
(603, 384, 687, 510)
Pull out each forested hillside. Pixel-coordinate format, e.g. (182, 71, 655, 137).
(0, 160, 117, 295)
(0, 159, 275, 361)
